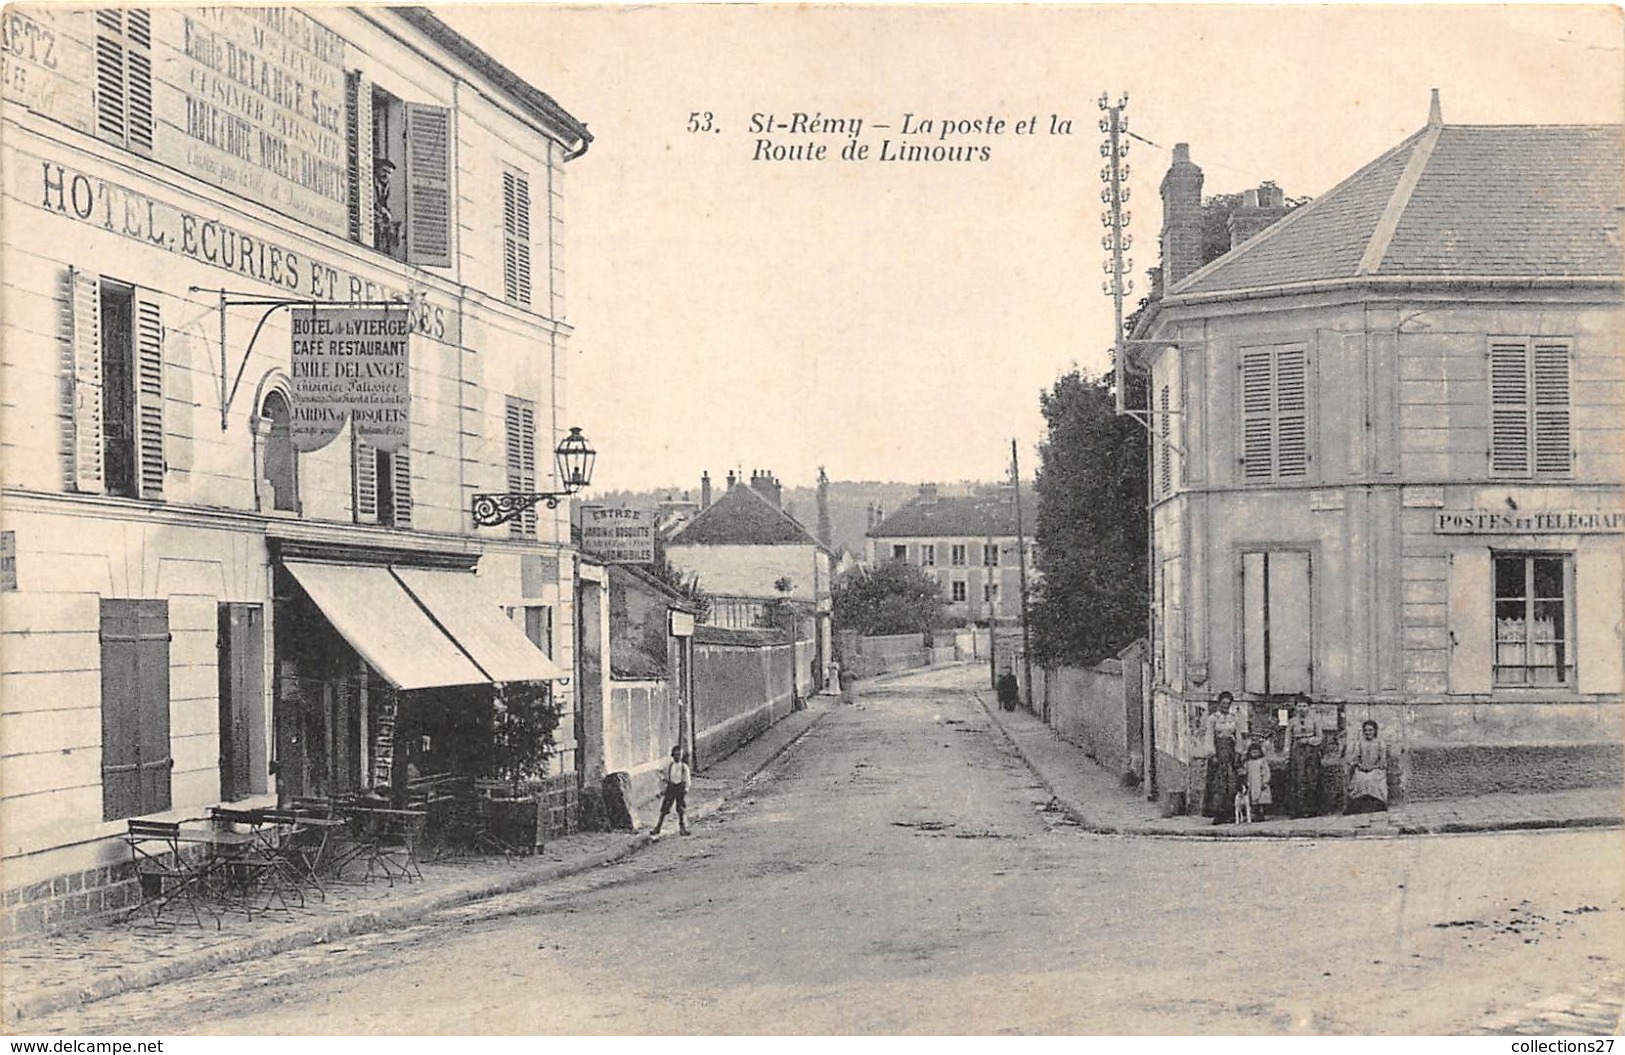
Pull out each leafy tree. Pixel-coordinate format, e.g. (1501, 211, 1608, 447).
(644, 530, 710, 622)
(833, 560, 946, 638)
(1030, 369, 1149, 667)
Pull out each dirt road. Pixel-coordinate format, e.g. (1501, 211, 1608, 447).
(37, 665, 1625, 1034)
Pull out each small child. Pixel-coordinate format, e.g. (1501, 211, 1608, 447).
(1242, 741, 1273, 821)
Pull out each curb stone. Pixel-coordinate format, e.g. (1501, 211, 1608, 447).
(970, 688, 1622, 842)
(8, 706, 835, 1026)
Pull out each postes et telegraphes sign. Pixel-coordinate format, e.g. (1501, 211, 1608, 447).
(1433, 511, 1625, 535)
(290, 306, 411, 453)
(579, 506, 656, 564)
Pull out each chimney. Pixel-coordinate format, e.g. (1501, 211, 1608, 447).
(749, 468, 782, 507)
(1428, 87, 1442, 127)
(701, 471, 712, 509)
(1159, 142, 1205, 288)
(918, 483, 938, 504)
(726, 469, 737, 490)
(1227, 182, 1290, 250)
(866, 502, 875, 530)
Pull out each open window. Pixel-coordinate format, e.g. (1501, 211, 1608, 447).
(367, 86, 452, 267)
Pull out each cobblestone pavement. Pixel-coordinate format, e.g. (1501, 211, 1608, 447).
(15, 666, 1623, 1035)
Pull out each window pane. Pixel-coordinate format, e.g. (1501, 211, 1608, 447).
(1532, 557, 1564, 599)
(1493, 556, 1525, 600)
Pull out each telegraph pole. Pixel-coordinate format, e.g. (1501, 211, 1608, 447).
(1098, 92, 1133, 416)
(1011, 439, 1035, 717)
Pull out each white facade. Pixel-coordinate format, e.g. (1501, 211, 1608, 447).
(0, 7, 589, 932)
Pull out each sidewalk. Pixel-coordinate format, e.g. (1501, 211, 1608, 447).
(2, 699, 833, 1027)
(974, 689, 1623, 839)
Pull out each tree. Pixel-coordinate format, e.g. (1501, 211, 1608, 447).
(833, 561, 945, 638)
(644, 530, 710, 622)
(1030, 369, 1149, 667)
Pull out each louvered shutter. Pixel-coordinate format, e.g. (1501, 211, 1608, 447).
(1532, 341, 1571, 475)
(1489, 340, 1531, 476)
(390, 447, 413, 528)
(94, 10, 152, 153)
(134, 291, 163, 499)
(1275, 347, 1308, 477)
(124, 10, 153, 152)
(506, 396, 536, 538)
(1240, 351, 1273, 479)
(502, 172, 517, 301)
(135, 600, 172, 812)
(404, 103, 452, 267)
(353, 436, 378, 524)
(513, 173, 532, 305)
(69, 269, 105, 494)
(345, 72, 362, 242)
(1158, 385, 1171, 495)
(94, 12, 125, 146)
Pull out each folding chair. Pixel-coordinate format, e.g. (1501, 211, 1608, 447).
(124, 820, 220, 930)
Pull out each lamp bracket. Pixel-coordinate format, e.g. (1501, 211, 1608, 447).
(471, 491, 569, 528)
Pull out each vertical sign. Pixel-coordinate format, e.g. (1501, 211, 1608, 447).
(290, 306, 411, 452)
(1, 530, 16, 590)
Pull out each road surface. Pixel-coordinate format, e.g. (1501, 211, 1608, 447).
(36, 665, 1625, 1034)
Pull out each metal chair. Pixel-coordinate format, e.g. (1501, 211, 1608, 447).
(123, 820, 219, 930)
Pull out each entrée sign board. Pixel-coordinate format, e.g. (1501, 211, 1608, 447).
(579, 506, 655, 564)
(290, 306, 411, 453)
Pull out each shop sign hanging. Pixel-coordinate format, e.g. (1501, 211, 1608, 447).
(290, 305, 411, 452)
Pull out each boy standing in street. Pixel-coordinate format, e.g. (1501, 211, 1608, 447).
(651, 745, 692, 836)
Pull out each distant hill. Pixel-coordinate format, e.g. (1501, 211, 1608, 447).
(586, 479, 1000, 558)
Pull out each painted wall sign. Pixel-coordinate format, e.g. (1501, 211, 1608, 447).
(1, 9, 93, 130)
(579, 506, 656, 564)
(155, 8, 348, 234)
(18, 154, 460, 344)
(291, 306, 411, 452)
(1, 530, 16, 591)
(1433, 511, 1625, 535)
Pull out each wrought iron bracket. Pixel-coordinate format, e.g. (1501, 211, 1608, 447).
(471, 492, 568, 528)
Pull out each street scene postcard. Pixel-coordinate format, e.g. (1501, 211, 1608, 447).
(0, 1, 1622, 1040)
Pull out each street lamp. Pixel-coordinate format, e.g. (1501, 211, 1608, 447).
(471, 426, 596, 527)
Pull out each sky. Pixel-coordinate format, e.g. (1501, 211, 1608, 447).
(435, 4, 1623, 493)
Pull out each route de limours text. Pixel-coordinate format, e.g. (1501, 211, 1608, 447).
(738, 110, 1075, 163)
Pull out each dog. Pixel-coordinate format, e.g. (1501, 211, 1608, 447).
(1234, 787, 1253, 825)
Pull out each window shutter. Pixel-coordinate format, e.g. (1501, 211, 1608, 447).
(353, 436, 378, 523)
(345, 72, 362, 242)
(1241, 552, 1268, 694)
(404, 103, 452, 267)
(506, 396, 536, 538)
(1275, 347, 1308, 477)
(1240, 351, 1273, 479)
(1532, 341, 1571, 475)
(100, 599, 143, 820)
(69, 268, 105, 494)
(134, 291, 164, 500)
(1489, 340, 1531, 476)
(514, 173, 531, 306)
(1158, 385, 1171, 495)
(1269, 551, 1313, 694)
(502, 172, 518, 302)
(94, 12, 125, 146)
(1577, 547, 1623, 695)
(135, 600, 172, 813)
(125, 10, 153, 152)
(94, 9, 152, 153)
(390, 446, 413, 528)
(1447, 549, 1493, 694)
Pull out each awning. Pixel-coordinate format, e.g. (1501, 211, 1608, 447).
(283, 562, 488, 690)
(392, 567, 569, 684)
